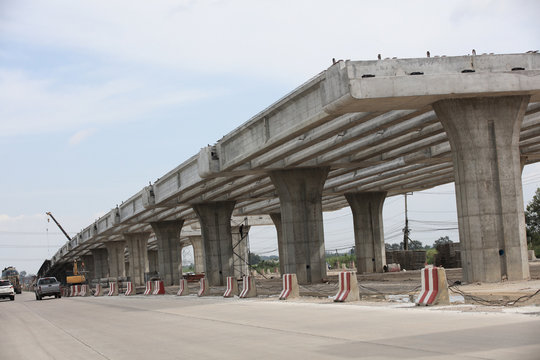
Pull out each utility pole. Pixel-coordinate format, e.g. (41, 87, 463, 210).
(402, 194, 410, 250)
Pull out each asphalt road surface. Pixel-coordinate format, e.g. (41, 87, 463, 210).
(1, 292, 539, 359)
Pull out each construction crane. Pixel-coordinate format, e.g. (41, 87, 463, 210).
(46, 212, 86, 284)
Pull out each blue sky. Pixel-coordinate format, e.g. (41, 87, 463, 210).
(1, 0, 540, 274)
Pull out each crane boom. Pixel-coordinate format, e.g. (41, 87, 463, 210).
(45, 211, 72, 242)
(45, 212, 85, 283)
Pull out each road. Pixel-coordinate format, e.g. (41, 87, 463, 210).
(1, 292, 539, 359)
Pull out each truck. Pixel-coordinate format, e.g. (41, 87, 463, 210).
(2, 266, 22, 294)
(35, 277, 62, 300)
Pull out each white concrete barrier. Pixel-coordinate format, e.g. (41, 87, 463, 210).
(80, 284, 90, 297)
(197, 277, 209, 297)
(143, 281, 153, 295)
(334, 271, 359, 302)
(177, 279, 189, 296)
(239, 275, 257, 298)
(125, 281, 135, 296)
(62, 287, 69, 297)
(94, 284, 102, 296)
(107, 281, 118, 296)
(152, 280, 165, 295)
(70, 285, 81, 297)
(416, 266, 450, 306)
(223, 276, 238, 298)
(279, 273, 299, 300)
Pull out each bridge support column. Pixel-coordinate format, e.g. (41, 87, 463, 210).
(232, 225, 250, 278)
(81, 254, 95, 282)
(91, 248, 109, 280)
(192, 201, 236, 286)
(124, 232, 150, 287)
(189, 236, 206, 274)
(345, 192, 387, 273)
(148, 249, 158, 275)
(105, 241, 126, 280)
(150, 220, 184, 286)
(269, 168, 329, 284)
(433, 96, 530, 283)
(269, 212, 285, 276)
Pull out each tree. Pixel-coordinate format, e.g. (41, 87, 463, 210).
(406, 240, 424, 250)
(434, 236, 453, 247)
(525, 188, 540, 234)
(249, 253, 261, 265)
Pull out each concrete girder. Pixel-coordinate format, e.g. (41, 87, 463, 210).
(294, 112, 439, 168)
(256, 110, 422, 169)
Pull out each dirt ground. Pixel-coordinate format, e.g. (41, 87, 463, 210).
(170, 261, 540, 306)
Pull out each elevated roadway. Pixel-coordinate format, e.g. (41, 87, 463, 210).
(44, 53, 540, 286)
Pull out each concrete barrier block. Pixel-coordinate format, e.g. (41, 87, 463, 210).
(239, 275, 257, 298)
(223, 276, 238, 297)
(198, 277, 209, 297)
(416, 266, 450, 306)
(334, 271, 359, 302)
(153, 280, 165, 295)
(94, 284, 102, 296)
(125, 281, 135, 296)
(80, 284, 90, 297)
(279, 273, 299, 300)
(143, 281, 153, 295)
(107, 281, 118, 296)
(177, 279, 189, 296)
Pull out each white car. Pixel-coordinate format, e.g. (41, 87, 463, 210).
(0, 279, 15, 301)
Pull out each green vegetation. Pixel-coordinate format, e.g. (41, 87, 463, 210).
(426, 248, 438, 264)
(182, 264, 194, 273)
(326, 253, 355, 269)
(525, 187, 540, 257)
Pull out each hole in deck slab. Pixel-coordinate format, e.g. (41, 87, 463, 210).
(499, 249, 505, 256)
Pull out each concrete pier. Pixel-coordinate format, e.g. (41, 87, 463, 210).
(433, 96, 531, 282)
(192, 202, 236, 286)
(124, 232, 150, 286)
(91, 248, 109, 281)
(345, 192, 387, 273)
(148, 249, 158, 275)
(81, 254, 95, 282)
(189, 236, 206, 274)
(104, 241, 126, 280)
(269, 168, 329, 284)
(150, 220, 184, 286)
(270, 212, 285, 276)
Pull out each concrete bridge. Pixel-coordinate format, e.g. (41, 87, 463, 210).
(43, 53, 540, 286)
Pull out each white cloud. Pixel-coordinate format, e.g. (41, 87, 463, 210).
(2, 0, 538, 82)
(68, 128, 96, 145)
(0, 69, 214, 137)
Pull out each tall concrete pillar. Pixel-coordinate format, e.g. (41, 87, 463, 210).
(124, 232, 150, 286)
(192, 201, 236, 286)
(105, 241, 126, 280)
(232, 225, 250, 278)
(433, 96, 530, 283)
(189, 236, 206, 274)
(148, 249, 159, 274)
(269, 168, 329, 284)
(81, 254, 95, 282)
(91, 248, 108, 280)
(345, 192, 387, 273)
(150, 220, 184, 286)
(269, 212, 285, 276)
